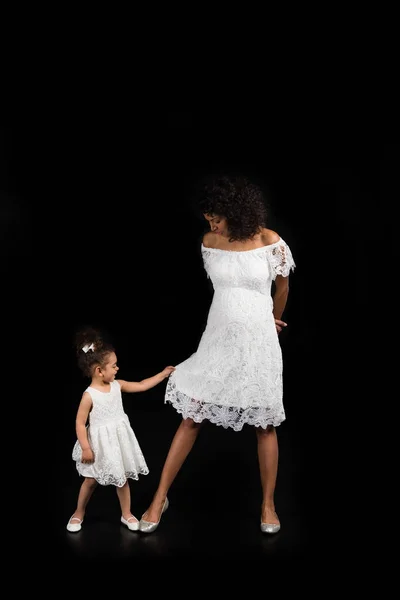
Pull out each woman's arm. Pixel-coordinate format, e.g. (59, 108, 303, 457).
(273, 275, 289, 333)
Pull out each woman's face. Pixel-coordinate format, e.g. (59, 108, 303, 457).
(204, 213, 228, 237)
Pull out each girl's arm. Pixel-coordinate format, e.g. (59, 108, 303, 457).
(75, 391, 94, 462)
(118, 366, 175, 393)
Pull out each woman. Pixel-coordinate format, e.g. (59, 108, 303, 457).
(139, 174, 295, 534)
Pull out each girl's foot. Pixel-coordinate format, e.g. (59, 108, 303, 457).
(121, 513, 139, 531)
(66, 513, 84, 532)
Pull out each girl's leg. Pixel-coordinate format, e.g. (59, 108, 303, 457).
(70, 477, 98, 521)
(116, 481, 137, 523)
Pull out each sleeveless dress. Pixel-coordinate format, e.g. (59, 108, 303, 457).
(72, 380, 149, 486)
(165, 238, 295, 431)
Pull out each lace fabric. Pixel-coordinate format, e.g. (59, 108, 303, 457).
(166, 239, 295, 431)
(72, 380, 149, 486)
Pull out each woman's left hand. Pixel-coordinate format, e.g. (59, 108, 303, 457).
(274, 319, 287, 333)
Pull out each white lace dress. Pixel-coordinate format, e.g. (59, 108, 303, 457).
(165, 238, 295, 431)
(72, 380, 149, 486)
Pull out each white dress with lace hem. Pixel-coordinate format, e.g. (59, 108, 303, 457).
(165, 238, 295, 432)
(72, 380, 149, 486)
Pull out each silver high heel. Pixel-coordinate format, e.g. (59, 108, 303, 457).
(260, 522, 281, 534)
(260, 505, 281, 534)
(139, 497, 169, 533)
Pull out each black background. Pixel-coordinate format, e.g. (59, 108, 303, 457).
(1, 109, 395, 568)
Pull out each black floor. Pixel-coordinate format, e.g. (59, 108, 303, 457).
(41, 320, 351, 566)
(43, 378, 317, 565)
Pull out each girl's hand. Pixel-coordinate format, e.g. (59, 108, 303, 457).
(81, 447, 94, 464)
(162, 366, 176, 378)
(274, 319, 287, 334)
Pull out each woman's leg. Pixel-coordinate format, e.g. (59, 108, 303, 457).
(141, 417, 203, 523)
(255, 425, 280, 525)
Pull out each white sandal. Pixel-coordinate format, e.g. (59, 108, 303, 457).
(66, 516, 83, 532)
(121, 515, 139, 531)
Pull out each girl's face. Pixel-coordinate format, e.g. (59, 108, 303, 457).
(204, 213, 228, 237)
(99, 352, 119, 383)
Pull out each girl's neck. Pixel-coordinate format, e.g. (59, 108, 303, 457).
(90, 377, 111, 391)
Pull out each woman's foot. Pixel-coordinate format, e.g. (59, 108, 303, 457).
(139, 497, 169, 533)
(261, 505, 280, 525)
(141, 497, 167, 524)
(260, 504, 280, 534)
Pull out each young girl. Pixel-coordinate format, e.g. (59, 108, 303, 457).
(66, 327, 175, 533)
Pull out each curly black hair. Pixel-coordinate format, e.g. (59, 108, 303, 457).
(75, 326, 115, 378)
(197, 175, 268, 242)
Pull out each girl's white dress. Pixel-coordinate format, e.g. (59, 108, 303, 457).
(72, 380, 149, 486)
(165, 238, 295, 432)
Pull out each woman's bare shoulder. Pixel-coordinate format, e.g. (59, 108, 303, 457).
(202, 231, 219, 248)
(261, 228, 281, 246)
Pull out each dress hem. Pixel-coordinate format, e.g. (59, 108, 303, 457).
(74, 467, 150, 487)
(165, 397, 285, 432)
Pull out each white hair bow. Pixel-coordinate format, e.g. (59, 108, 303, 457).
(82, 343, 95, 353)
